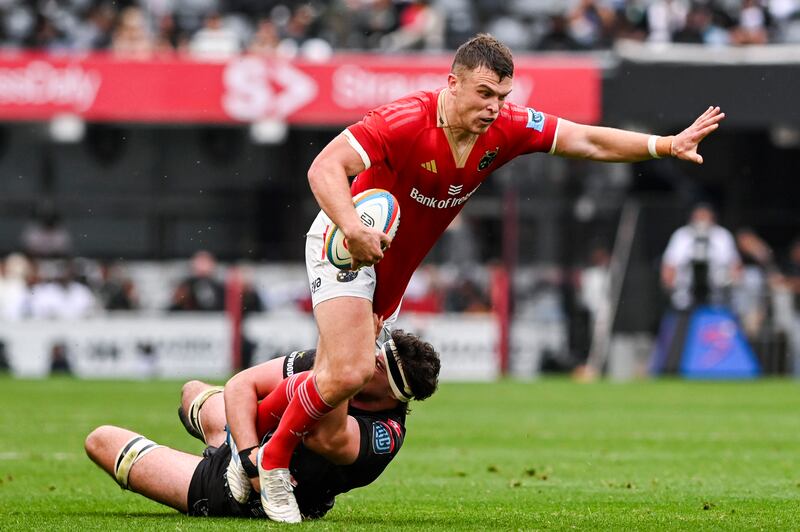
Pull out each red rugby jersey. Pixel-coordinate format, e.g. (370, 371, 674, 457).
(344, 89, 559, 318)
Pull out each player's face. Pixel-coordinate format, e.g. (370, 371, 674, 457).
(358, 351, 393, 400)
(449, 65, 513, 135)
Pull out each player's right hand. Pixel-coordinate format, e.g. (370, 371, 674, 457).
(344, 225, 391, 270)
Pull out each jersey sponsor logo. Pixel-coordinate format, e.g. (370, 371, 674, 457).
(477, 147, 499, 171)
(526, 108, 545, 132)
(286, 350, 305, 376)
(421, 160, 438, 173)
(447, 184, 463, 196)
(372, 421, 395, 454)
(409, 185, 480, 209)
(336, 270, 359, 283)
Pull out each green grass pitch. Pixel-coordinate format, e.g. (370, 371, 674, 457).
(1, 376, 799, 530)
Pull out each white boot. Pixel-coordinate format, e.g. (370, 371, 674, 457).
(258, 446, 302, 523)
(225, 432, 252, 504)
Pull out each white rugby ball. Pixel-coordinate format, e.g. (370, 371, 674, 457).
(325, 188, 400, 270)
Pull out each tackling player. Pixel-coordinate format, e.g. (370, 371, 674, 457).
(84, 330, 440, 520)
(254, 33, 726, 522)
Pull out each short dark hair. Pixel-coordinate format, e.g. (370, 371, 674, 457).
(391, 329, 440, 402)
(451, 33, 514, 80)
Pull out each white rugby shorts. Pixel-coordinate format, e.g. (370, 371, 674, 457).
(305, 210, 399, 330)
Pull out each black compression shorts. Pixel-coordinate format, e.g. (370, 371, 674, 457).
(186, 443, 263, 518)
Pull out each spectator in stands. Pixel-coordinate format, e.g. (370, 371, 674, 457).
(276, 3, 318, 55)
(612, 0, 649, 42)
(0, 253, 32, 321)
(23, 13, 69, 51)
(579, 244, 611, 326)
(72, 2, 116, 51)
(236, 265, 265, 314)
(381, 0, 444, 51)
(444, 276, 491, 313)
(646, 0, 689, 43)
(96, 262, 139, 311)
(568, 0, 617, 49)
(169, 250, 225, 312)
(49, 342, 73, 375)
(402, 265, 443, 313)
(731, 0, 770, 45)
(111, 7, 155, 59)
(154, 13, 187, 53)
(780, 238, 800, 375)
(357, 0, 400, 49)
(734, 227, 777, 337)
(538, 13, 584, 51)
(661, 203, 741, 310)
(188, 12, 240, 59)
(29, 260, 97, 320)
(247, 18, 281, 55)
(21, 202, 72, 259)
(0, 0, 793, 52)
(673, 2, 730, 45)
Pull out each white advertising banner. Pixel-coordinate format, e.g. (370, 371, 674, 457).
(245, 312, 500, 381)
(0, 313, 230, 379)
(0, 312, 531, 381)
(394, 314, 500, 381)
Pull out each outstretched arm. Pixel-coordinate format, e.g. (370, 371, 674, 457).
(554, 106, 725, 163)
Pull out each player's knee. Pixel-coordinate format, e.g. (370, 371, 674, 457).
(324, 360, 373, 395)
(84, 425, 113, 460)
(181, 380, 204, 409)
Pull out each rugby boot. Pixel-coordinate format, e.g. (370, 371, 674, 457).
(258, 446, 301, 523)
(225, 431, 252, 504)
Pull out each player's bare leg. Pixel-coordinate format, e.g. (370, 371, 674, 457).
(84, 425, 201, 513)
(179, 380, 227, 447)
(259, 296, 376, 523)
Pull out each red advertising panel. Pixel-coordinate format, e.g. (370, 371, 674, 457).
(0, 52, 600, 125)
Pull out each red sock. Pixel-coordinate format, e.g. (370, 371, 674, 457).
(261, 375, 333, 470)
(256, 371, 311, 438)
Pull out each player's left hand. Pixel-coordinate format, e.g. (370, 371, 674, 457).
(671, 106, 725, 164)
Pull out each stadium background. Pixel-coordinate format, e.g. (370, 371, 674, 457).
(0, 1, 799, 528)
(1, 0, 799, 380)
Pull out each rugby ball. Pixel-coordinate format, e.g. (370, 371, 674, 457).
(325, 189, 400, 270)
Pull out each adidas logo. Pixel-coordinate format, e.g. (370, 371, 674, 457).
(421, 160, 438, 173)
(447, 184, 463, 196)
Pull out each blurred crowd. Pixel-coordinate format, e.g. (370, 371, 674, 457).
(3, 204, 800, 373)
(0, 207, 496, 319)
(0, 0, 798, 60)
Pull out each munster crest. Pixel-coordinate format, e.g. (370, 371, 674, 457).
(478, 147, 499, 171)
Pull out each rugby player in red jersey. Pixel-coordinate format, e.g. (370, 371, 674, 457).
(241, 33, 725, 522)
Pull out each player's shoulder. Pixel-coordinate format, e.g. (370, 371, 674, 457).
(497, 100, 553, 133)
(362, 415, 405, 457)
(498, 100, 534, 124)
(371, 90, 436, 133)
